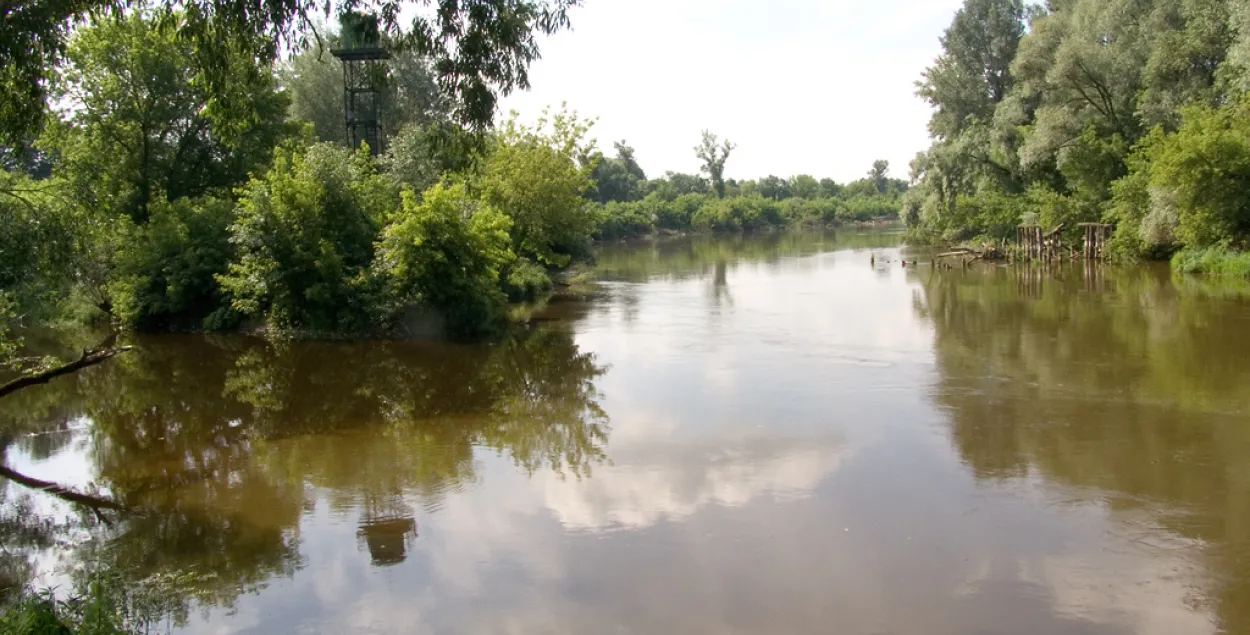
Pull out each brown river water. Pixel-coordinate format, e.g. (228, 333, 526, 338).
(3, 229, 1250, 634)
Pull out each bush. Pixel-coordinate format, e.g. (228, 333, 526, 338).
(1171, 248, 1250, 277)
(593, 200, 654, 240)
(841, 195, 902, 223)
(477, 109, 597, 267)
(108, 196, 237, 331)
(1137, 98, 1250, 249)
(218, 143, 399, 335)
(377, 183, 514, 337)
(502, 257, 553, 302)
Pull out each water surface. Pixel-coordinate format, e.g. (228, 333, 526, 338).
(3, 229, 1250, 634)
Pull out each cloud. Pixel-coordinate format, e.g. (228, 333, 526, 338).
(540, 436, 852, 531)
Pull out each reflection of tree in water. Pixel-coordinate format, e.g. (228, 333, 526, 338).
(0, 324, 608, 618)
(709, 259, 732, 309)
(914, 265, 1250, 634)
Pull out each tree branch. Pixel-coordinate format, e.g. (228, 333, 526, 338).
(0, 464, 125, 511)
(0, 345, 132, 400)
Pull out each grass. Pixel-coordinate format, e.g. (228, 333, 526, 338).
(1170, 248, 1250, 278)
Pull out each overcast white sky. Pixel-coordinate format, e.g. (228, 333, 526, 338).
(499, 0, 964, 184)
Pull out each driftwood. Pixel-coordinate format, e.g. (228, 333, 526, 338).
(0, 464, 125, 511)
(0, 345, 132, 400)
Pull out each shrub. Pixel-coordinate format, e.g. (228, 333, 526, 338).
(108, 196, 237, 330)
(1171, 248, 1250, 277)
(502, 257, 553, 302)
(594, 201, 653, 240)
(477, 108, 596, 267)
(218, 143, 399, 335)
(377, 183, 514, 337)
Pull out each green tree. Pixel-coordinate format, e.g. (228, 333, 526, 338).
(758, 175, 791, 200)
(377, 183, 515, 336)
(588, 141, 647, 203)
(694, 130, 735, 199)
(868, 160, 890, 194)
(45, 12, 290, 223)
(789, 174, 821, 199)
(218, 143, 399, 334)
(477, 107, 596, 268)
(107, 196, 238, 331)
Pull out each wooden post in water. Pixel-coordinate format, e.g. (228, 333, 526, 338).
(1078, 223, 1113, 260)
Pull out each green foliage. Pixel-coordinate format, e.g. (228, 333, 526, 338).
(107, 196, 237, 331)
(1, 0, 580, 145)
(218, 143, 399, 334)
(0, 572, 186, 635)
(1172, 247, 1250, 276)
(646, 172, 709, 201)
(588, 158, 905, 241)
(910, 0, 1250, 263)
(476, 107, 596, 268)
(45, 12, 290, 223)
(376, 183, 514, 337)
(1139, 98, 1250, 249)
(0, 172, 79, 317)
(594, 200, 655, 240)
(502, 258, 554, 302)
(588, 141, 646, 203)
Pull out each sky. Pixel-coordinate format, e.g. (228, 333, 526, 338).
(498, 0, 966, 185)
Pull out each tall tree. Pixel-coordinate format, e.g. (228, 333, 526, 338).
(868, 160, 890, 194)
(45, 12, 290, 223)
(695, 130, 735, 199)
(588, 140, 647, 203)
(917, 0, 1026, 141)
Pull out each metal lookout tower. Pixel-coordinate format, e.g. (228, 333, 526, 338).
(331, 12, 390, 155)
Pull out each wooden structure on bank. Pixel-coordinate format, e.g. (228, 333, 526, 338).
(1079, 223, 1113, 260)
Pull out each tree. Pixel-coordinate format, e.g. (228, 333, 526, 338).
(477, 106, 596, 268)
(789, 174, 821, 199)
(377, 183, 515, 336)
(868, 160, 890, 194)
(758, 175, 791, 200)
(0, 0, 580, 146)
(589, 141, 647, 203)
(217, 143, 400, 334)
(917, 0, 1025, 141)
(694, 130, 735, 198)
(45, 12, 290, 223)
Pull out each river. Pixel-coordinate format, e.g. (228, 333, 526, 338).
(3, 228, 1250, 634)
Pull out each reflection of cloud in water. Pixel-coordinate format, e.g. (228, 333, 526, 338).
(540, 438, 850, 531)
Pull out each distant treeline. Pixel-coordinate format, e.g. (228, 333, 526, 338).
(587, 146, 907, 240)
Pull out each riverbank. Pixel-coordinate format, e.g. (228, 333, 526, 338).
(1172, 248, 1250, 278)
